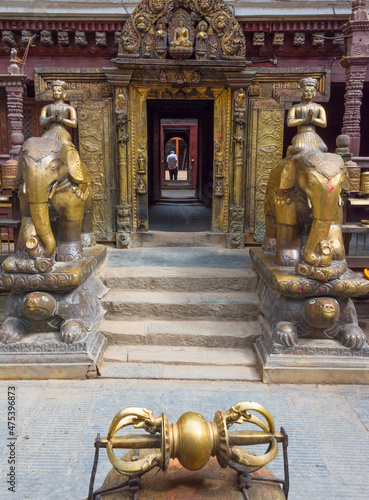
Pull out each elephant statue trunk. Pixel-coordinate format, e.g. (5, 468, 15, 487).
(301, 163, 345, 268)
(28, 202, 56, 258)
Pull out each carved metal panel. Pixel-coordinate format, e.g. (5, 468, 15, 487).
(78, 101, 115, 241)
(246, 99, 284, 241)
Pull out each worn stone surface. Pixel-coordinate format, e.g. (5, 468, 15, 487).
(0, 329, 107, 380)
(99, 267, 258, 292)
(100, 319, 262, 348)
(105, 344, 256, 366)
(102, 290, 260, 321)
(132, 231, 227, 247)
(100, 246, 261, 375)
(254, 328, 369, 384)
(1, 379, 369, 500)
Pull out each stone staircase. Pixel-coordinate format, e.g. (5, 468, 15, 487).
(97, 247, 262, 381)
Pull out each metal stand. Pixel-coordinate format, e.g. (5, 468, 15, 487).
(88, 428, 289, 500)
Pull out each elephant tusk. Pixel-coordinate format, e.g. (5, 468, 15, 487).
(307, 196, 312, 210)
(48, 181, 58, 200)
(23, 182, 26, 195)
(338, 194, 342, 206)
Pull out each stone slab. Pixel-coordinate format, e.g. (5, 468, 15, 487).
(122, 345, 257, 365)
(132, 231, 227, 247)
(99, 267, 258, 292)
(101, 361, 260, 381)
(0, 329, 107, 379)
(254, 329, 369, 384)
(103, 246, 252, 269)
(102, 290, 260, 321)
(100, 319, 262, 348)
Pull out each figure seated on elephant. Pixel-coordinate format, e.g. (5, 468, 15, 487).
(2, 80, 96, 274)
(262, 77, 349, 281)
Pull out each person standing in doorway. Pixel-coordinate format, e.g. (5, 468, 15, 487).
(167, 150, 178, 180)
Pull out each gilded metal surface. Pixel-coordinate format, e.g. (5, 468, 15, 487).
(115, 83, 132, 248)
(14, 137, 94, 262)
(130, 86, 148, 230)
(0, 245, 106, 292)
(246, 99, 284, 241)
(212, 87, 231, 232)
(250, 248, 369, 298)
(34, 69, 114, 241)
(262, 78, 348, 281)
(117, 0, 246, 61)
(101, 402, 280, 477)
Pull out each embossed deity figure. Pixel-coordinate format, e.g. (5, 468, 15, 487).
(40, 80, 77, 144)
(155, 21, 167, 58)
(195, 21, 208, 58)
(171, 17, 192, 47)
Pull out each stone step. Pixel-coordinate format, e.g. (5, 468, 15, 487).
(100, 319, 262, 348)
(132, 231, 227, 247)
(102, 290, 260, 321)
(100, 346, 260, 381)
(99, 266, 258, 292)
(103, 345, 256, 365)
(101, 362, 260, 381)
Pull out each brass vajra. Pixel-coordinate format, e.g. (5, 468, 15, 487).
(99, 402, 282, 476)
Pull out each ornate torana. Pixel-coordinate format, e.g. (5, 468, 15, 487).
(118, 0, 246, 61)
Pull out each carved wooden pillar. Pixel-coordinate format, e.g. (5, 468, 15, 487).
(105, 70, 133, 248)
(0, 75, 27, 159)
(340, 0, 369, 156)
(225, 72, 255, 248)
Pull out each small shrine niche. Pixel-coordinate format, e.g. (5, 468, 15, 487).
(117, 0, 246, 61)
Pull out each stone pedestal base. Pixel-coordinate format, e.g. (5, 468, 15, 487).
(0, 328, 107, 379)
(254, 318, 369, 384)
(0, 245, 108, 379)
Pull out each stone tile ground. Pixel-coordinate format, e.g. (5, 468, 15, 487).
(1, 379, 369, 500)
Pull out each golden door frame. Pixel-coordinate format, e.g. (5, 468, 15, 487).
(128, 83, 232, 235)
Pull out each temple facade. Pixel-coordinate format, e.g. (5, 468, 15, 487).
(1, 0, 368, 249)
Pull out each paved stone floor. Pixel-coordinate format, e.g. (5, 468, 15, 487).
(1, 379, 369, 500)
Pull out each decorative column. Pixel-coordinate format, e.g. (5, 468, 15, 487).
(225, 71, 255, 248)
(105, 70, 133, 248)
(0, 54, 27, 191)
(340, 0, 369, 156)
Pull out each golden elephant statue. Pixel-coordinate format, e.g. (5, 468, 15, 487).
(4, 136, 95, 271)
(263, 150, 350, 276)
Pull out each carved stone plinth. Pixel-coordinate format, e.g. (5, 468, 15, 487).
(0, 328, 107, 380)
(254, 325, 369, 384)
(0, 245, 108, 379)
(250, 248, 369, 384)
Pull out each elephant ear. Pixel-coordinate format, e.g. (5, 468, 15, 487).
(60, 144, 84, 184)
(279, 159, 296, 190)
(14, 150, 25, 185)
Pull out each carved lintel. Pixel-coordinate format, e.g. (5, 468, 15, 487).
(117, 0, 246, 61)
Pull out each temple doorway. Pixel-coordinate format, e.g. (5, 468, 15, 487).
(147, 99, 213, 232)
